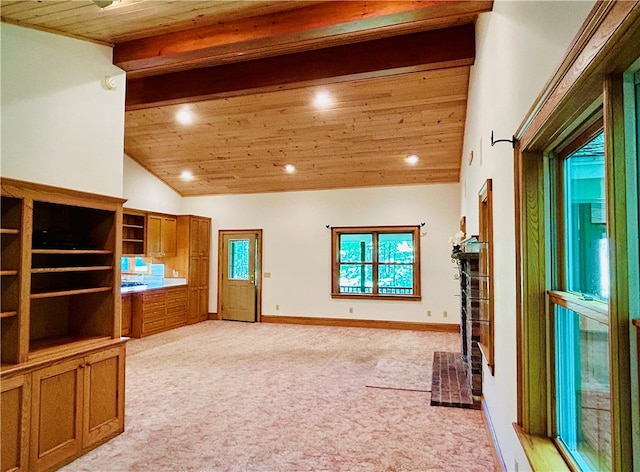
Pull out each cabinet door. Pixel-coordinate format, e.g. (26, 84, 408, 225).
(188, 287, 200, 325)
(30, 358, 83, 472)
(121, 294, 131, 337)
(146, 215, 162, 257)
(83, 346, 125, 451)
(161, 217, 177, 257)
(198, 218, 210, 256)
(198, 257, 209, 289)
(1, 375, 30, 472)
(198, 287, 209, 322)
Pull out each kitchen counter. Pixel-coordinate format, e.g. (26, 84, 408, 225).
(121, 278, 187, 294)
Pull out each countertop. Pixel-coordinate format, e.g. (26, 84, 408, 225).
(121, 278, 187, 294)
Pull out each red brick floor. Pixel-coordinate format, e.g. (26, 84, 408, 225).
(431, 351, 479, 409)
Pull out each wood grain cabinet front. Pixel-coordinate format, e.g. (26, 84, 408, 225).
(131, 286, 188, 338)
(26, 344, 125, 472)
(1, 375, 30, 472)
(146, 214, 177, 258)
(177, 216, 211, 324)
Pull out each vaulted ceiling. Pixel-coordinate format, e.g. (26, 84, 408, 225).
(1, 0, 493, 196)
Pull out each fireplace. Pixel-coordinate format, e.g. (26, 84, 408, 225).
(454, 247, 483, 400)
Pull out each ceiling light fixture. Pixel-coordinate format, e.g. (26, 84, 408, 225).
(406, 154, 419, 165)
(180, 170, 194, 181)
(284, 164, 296, 174)
(92, 0, 121, 8)
(176, 109, 193, 125)
(313, 90, 333, 110)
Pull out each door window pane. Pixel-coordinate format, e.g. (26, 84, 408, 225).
(228, 239, 249, 280)
(564, 132, 609, 300)
(555, 306, 611, 471)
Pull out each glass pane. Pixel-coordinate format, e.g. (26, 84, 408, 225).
(378, 233, 414, 263)
(339, 264, 372, 293)
(228, 239, 249, 280)
(564, 131, 609, 300)
(555, 305, 611, 471)
(378, 264, 413, 294)
(339, 234, 372, 262)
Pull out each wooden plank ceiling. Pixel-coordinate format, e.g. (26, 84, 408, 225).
(1, 0, 493, 196)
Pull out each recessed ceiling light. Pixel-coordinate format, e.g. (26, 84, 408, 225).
(180, 170, 194, 181)
(313, 90, 333, 110)
(284, 164, 296, 174)
(176, 109, 193, 125)
(93, 0, 120, 8)
(406, 154, 419, 165)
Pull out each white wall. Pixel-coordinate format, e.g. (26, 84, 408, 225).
(123, 155, 183, 214)
(181, 184, 461, 324)
(1, 23, 126, 197)
(460, 1, 595, 470)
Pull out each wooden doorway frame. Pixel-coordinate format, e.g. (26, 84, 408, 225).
(217, 229, 263, 322)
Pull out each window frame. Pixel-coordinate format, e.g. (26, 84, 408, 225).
(513, 3, 639, 470)
(330, 225, 421, 301)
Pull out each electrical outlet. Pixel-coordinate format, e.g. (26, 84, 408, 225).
(427, 310, 431, 317)
(443, 310, 448, 317)
(349, 307, 353, 314)
(276, 304, 280, 311)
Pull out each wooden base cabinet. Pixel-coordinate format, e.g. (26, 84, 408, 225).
(1, 343, 126, 472)
(131, 286, 188, 338)
(1, 375, 30, 472)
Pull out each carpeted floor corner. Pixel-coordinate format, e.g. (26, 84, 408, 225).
(61, 321, 497, 472)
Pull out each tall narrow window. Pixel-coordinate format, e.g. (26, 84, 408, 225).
(331, 226, 420, 300)
(551, 127, 611, 471)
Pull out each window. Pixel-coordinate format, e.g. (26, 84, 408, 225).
(513, 6, 638, 470)
(551, 128, 612, 471)
(331, 226, 420, 300)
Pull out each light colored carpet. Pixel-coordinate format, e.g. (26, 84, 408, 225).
(366, 358, 432, 392)
(61, 321, 497, 472)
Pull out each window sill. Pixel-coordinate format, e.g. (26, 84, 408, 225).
(331, 293, 421, 302)
(513, 424, 570, 471)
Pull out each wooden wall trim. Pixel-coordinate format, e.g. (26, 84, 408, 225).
(260, 314, 459, 332)
(516, 1, 640, 151)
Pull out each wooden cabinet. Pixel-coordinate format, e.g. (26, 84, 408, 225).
(0, 177, 126, 472)
(1, 375, 30, 472)
(130, 286, 187, 338)
(177, 216, 211, 324)
(121, 294, 132, 337)
(26, 345, 125, 472)
(146, 214, 176, 257)
(122, 211, 145, 256)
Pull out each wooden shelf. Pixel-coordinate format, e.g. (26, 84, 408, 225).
(31, 286, 112, 299)
(31, 266, 112, 274)
(0, 228, 19, 235)
(123, 239, 144, 243)
(0, 269, 18, 276)
(123, 224, 144, 229)
(32, 249, 112, 255)
(29, 335, 112, 361)
(1, 311, 18, 318)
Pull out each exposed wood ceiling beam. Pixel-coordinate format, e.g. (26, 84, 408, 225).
(125, 24, 475, 110)
(114, 0, 492, 78)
